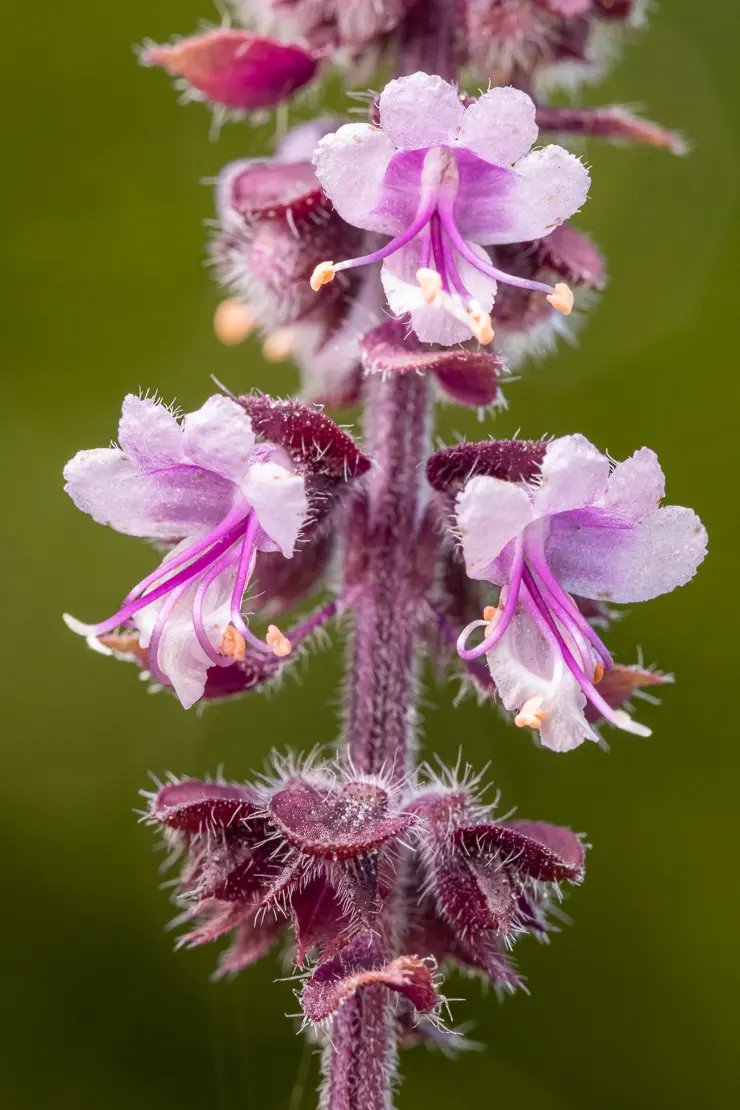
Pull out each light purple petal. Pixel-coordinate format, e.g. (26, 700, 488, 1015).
(458, 87, 539, 166)
(118, 395, 184, 471)
(462, 145, 590, 246)
(547, 505, 708, 604)
(486, 610, 598, 752)
(457, 475, 534, 580)
(63, 448, 235, 538)
(136, 556, 236, 709)
(313, 123, 398, 235)
(242, 460, 308, 557)
(182, 395, 255, 484)
(379, 73, 465, 150)
(591, 447, 666, 525)
(533, 434, 610, 518)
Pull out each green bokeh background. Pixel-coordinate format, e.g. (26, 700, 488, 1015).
(2, 2, 738, 1107)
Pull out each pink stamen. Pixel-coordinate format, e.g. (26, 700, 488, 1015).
(146, 580, 193, 686)
(457, 537, 526, 660)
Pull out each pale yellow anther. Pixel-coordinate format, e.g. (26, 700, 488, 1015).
(213, 298, 256, 346)
(262, 328, 295, 363)
(546, 282, 575, 316)
(266, 624, 292, 658)
(514, 696, 550, 730)
(416, 267, 442, 304)
(221, 624, 246, 662)
(593, 661, 605, 684)
(469, 309, 495, 346)
(482, 605, 497, 623)
(310, 261, 336, 291)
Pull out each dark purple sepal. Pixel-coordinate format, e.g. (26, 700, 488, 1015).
(427, 439, 546, 495)
(201, 649, 284, 700)
(360, 320, 502, 408)
(458, 821, 585, 883)
(291, 877, 350, 965)
(301, 932, 439, 1024)
(151, 780, 261, 835)
(215, 912, 286, 977)
(252, 528, 334, 616)
(226, 160, 330, 223)
(143, 30, 319, 111)
(239, 394, 371, 486)
(434, 848, 517, 934)
(269, 779, 414, 859)
(585, 664, 673, 723)
(534, 224, 605, 288)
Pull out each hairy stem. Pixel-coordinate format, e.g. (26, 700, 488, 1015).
(320, 372, 432, 1110)
(345, 371, 431, 781)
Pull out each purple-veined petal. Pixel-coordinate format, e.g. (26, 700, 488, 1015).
(457, 475, 534, 580)
(118, 394, 184, 471)
(486, 609, 599, 752)
(458, 86, 539, 166)
(63, 449, 235, 537)
(313, 123, 398, 235)
(546, 505, 708, 603)
(462, 145, 590, 245)
(379, 72, 465, 150)
(533, 434, 610, 518)
(182, 395, 255, 484)
(143, 30, 318, 111)
(242, 460, 308, 557)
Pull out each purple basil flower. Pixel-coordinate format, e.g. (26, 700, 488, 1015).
(454, 434, 707, 750)
(63, 394, 308, 708)
(310, 73, 590, 346)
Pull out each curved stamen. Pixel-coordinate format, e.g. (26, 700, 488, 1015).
(436, 191, 558, 296)
(457, 536, 526, 660)
(146, 580, 193, 687)
(519, 581, 565, 700)
(122, 502, 250, 606)
(227, 515, 280, 655)
(66, 515, 251, 639)
(192, 544, 242, 667)
(522, 567, 650, 736)
(311, 182, 440, 289)
(523, 535, 614, 668)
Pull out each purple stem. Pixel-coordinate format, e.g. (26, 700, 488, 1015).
(323, 372, 431, 1110)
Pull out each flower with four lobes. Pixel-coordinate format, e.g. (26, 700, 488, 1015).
(310, 72, 590, 346)
(63, 394, 309, 708)
(453, 434, 707, 751)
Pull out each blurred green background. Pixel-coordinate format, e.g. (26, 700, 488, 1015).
(2, 2, 739, 1107)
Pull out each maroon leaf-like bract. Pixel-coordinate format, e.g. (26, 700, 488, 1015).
(269, 779, 414, 858)
(143, 30, 318, 110)
(360, 320, 502, 408)
(301, 933, 439, 1024)
(457, 822, 585, 883)
(227, 160, 330, 222)
(239, 394, 371, 485)
(427, 439, 547, 495)
(584, 664, 672, 723)
(152, 780, 261, 835)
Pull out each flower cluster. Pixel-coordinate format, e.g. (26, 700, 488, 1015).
(145, 759, 584, 1029)
(63, 3, 708, 1104)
